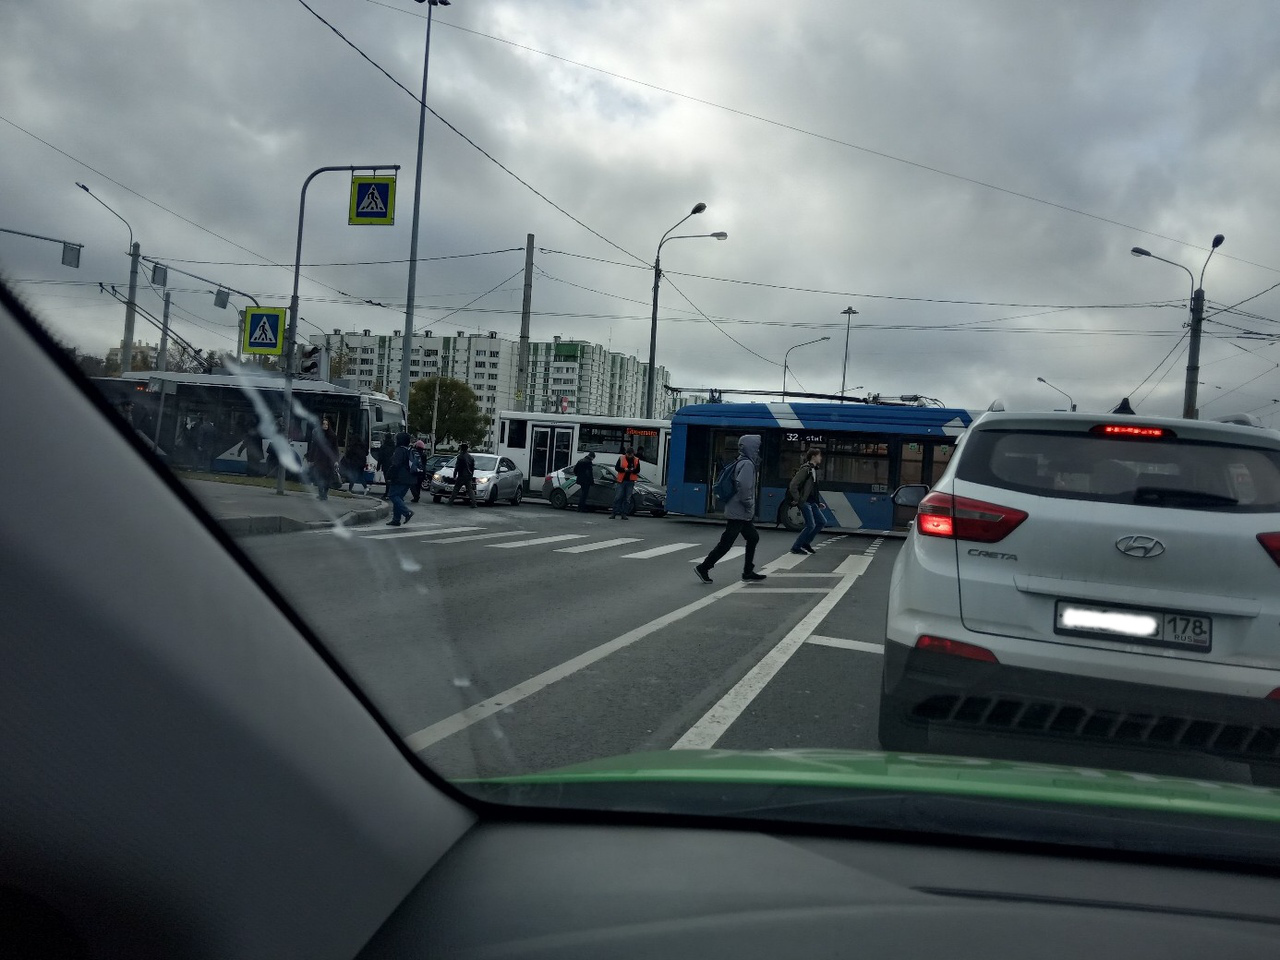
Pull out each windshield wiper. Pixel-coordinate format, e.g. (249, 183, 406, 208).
(1133, 487, 1238, 507)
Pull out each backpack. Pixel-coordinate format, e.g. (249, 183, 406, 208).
(409, 448, 423, 474)
(713, 460, 739, 507)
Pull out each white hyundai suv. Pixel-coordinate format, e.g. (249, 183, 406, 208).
(881, 410, 1280, 783)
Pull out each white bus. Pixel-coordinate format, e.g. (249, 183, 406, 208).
(495, 411, 672, 497)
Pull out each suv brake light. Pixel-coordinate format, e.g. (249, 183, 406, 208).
(1257, 533, 1280, 568)
(916, 491, 1028, 543)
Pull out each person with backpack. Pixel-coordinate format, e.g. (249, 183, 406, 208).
(787, 448, 827, 555)
(695, 434, 768, 584)
(408, 439, 427, 503)
(384, 431, 414, 526)
(572, 451, 596, 512)
(609, 446, 641, 520)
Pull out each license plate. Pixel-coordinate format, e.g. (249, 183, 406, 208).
(1054, 601, 1212, 652)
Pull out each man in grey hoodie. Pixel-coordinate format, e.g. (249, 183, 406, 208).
(695, 434, 768, 584)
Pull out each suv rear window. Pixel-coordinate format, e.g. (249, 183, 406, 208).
(958, 429, 1280, 512)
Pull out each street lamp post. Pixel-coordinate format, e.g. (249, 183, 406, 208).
(783, 337, 830, 401)
(840, 306, 858, 398)
(1035, 376, 1076, 411)
(400, 0, 450, 407)
(77, 183, 140, 374)
(646, 202, 727, 418)
(1131, 234, 1225, 419)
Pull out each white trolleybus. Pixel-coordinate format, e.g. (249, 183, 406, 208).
(495, 411, 672, 498)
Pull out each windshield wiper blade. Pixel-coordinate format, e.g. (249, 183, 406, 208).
(1133, 487, 1238, 507)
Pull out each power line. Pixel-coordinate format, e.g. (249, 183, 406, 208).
(536, 249, 1183, 310)
(358, 1, 1280, 276)
(662, 275, 782, 369)
(292, 0, 647, 267)
(425, 268, 525, 327)
(145, 248, 523, 267)
(1129, 329, 1189, 399)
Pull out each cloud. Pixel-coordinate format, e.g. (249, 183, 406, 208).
(4, 0, 1280, 417)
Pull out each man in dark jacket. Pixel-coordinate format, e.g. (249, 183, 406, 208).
(572, 451, 596, 512)
(384, 431, 414, 526)
(449, 442, 477, 508)
(787, 448, 827, 555)
(695, 434, 767, 584)
(306, 416, 339, 501)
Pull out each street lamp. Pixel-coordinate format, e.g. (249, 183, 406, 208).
(399, 0, 452, 406)
(646, 202, 727, 418)
(78, 182, 141, 375)
(783, 336, 830, 401)
(840, 306, 859, 398)
(1035, 376, 1076, 411)
(1130, 234, 1225, 418)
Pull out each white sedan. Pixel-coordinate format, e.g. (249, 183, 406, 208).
(429, 453, 524, 506)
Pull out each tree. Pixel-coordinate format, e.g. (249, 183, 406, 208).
(329, 344, 353, 379)
(408, 376, 490, 447)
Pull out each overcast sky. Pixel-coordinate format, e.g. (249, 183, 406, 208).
(4, 0, 1280, 417)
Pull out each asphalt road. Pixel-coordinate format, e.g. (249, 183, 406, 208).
(238, 498, 896, 779)
(239, 497, 1255, 784)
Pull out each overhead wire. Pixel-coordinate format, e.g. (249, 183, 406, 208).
(360, 0, 1280, 275)
(292, 0, 647, 266)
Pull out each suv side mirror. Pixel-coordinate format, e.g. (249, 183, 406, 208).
(892, 484, 929, 508)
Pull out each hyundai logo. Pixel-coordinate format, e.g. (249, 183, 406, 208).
(1116, 535, 1166, 558)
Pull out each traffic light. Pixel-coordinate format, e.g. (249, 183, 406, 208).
(299, 345, 322, 377)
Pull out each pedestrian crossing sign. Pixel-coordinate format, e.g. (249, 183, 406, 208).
(242, 307, 287, 356)
(349, 176, 396, 225)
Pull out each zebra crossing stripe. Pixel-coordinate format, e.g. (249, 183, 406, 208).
(689, 546, 744, 563)
(487, 534, 586, 549)
(363, 525, 481, 540)
(622, 542, 701, 559)
(421, 530, 534, 544)
(555, 537, 643, 553)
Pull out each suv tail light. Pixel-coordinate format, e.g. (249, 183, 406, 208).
(916, 492, 1028, 543)
(916, 635, 999, 663)
(1257, 533, 1280, 568)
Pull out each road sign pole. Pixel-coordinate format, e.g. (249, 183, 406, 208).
(279, 164, 401, 495)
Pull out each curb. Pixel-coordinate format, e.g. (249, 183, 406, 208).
(219, 500, 392, 538)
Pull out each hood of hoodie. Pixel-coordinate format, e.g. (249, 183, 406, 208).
(738, 434, 761, 464)
(395, 431, 411, 447)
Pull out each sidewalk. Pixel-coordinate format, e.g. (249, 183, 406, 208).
(183, 476, 391, 537)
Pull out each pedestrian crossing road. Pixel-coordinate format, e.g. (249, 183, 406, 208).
(243, 502, 902, 781)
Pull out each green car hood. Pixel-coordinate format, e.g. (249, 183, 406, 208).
(473, 748, 1280, 823)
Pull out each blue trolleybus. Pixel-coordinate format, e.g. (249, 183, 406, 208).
(667, 402, 973, 533)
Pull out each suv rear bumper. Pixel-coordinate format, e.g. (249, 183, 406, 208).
(882, 640, 1280, 765)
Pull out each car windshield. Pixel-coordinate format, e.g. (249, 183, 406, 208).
(13, 0, 1280, 863)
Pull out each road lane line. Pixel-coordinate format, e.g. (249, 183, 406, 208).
(622, 542, 701, 559)
(688, 546, 745, 563)
(363, 525, 482, 540)
(404, 577, 748, 752)
(422, 530, 534, 544)
(556, 537, 643, 553)
(671, 554, 874, 750)
(806, 635, 885, 654)
(487, 534, 586, 549)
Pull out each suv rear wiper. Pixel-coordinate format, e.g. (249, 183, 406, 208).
(1133, 487, 1239, 507)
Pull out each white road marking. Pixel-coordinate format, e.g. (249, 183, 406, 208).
(363, 525, 481, 540)
(733, 587, 831, 594)
(487, 534, 586, 549)
(404, 577, 748, 752)
(671, 554, 874, 750)
(767, 551, 809, 571)
(863, 536, 885, 556)
(622, 542, 701, 559)
(422, 529, 534, 544)
(806, 635, 885, 654)
(688, 546, 745, 563)
(555, 537, 643, 553)
(767, 572, 842, 578)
